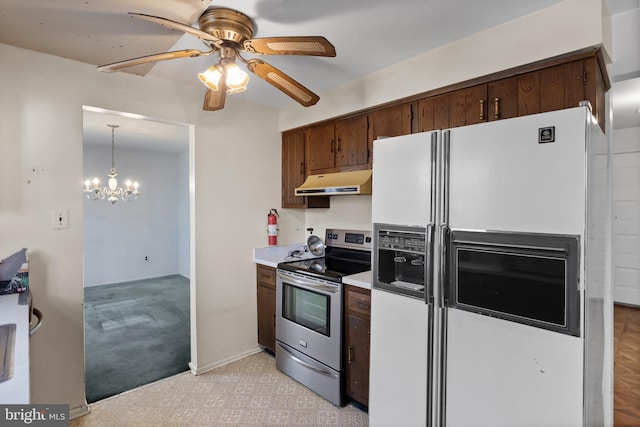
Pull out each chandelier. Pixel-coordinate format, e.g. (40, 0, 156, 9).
(83, 124, 140, 204)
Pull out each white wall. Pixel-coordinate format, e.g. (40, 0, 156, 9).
(609, 8, 640, 79)
(304, 196, 373, 237)
(279, 0, 610, 131)
(178, 150, 190, 278)
(0, 41, 298, 415)
(83, 144, 185, 286)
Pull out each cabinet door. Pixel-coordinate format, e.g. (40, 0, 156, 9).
(433, 93, 451, 130)
(517, 71, 540, 116)
(345, 313, 371, 406)
(449, 89, 467, 129)
(540, 64, 569, 114)
(488, 77, 518, 121)
(416, 97, 436, 132)
(257, 284, 276, 353)
(369, 103, 413, 165)
(307, 122, 336, 174)
(335, 115, 369, 169)
(282, 130, 307, 209)
(582, 56, 607, 131)
(257, 265, 276, 354)
(465, 84, 488, 125)
(565, 60, 586, 110)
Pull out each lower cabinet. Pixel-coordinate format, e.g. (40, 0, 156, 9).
(256, 264, 276, 353)
(344, 285, 371, 407)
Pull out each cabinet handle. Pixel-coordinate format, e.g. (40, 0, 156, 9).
(336, 137, 341, 152)
(347, 346, 353, 364)
(330, 138, 334, 153)
(299, 161, 304, 175)
(494, 97, 500, 120)
(479, 99, 484, 120)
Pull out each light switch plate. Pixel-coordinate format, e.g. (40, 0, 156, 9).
(52, 209, 69, 229)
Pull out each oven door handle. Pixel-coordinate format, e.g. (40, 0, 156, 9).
(277, 342, 339, 379)
(277, 271, 339, 294)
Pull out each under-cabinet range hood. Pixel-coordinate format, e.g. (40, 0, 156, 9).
(295, 170, 372, 196)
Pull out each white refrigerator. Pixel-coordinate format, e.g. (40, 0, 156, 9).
(369, 106, 612, 427)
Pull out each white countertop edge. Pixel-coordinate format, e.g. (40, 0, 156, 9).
(254, 243, 320, 268)
(342, 270, 372, 290)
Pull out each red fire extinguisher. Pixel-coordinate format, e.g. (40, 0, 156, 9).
(267, 209, 279, 246)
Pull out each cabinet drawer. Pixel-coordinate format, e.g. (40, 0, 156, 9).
(256, 265, 276, 289)
(346, 288, 371, 319)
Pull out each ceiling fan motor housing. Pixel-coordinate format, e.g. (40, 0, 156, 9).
(198, 7, 254, 45)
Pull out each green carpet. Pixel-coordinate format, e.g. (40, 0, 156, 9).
(84, 275, 190, 403)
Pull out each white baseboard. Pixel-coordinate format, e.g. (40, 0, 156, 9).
(70, 403, 90, 419)
(189, 346, 262, 375)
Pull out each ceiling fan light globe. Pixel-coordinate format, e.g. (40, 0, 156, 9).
(225, 63, 249, 91)
(198, 65, 223, 91)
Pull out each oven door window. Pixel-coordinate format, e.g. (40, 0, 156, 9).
(282, 283, 330, 336)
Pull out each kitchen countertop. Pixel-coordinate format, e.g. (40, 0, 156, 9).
(254, 244, 372, 290)
(342, 270, 372, 290)
(254, 243, 319, 268)
(0, 293, 30, 404)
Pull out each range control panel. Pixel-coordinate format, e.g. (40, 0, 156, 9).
(325, 228, 372, 251)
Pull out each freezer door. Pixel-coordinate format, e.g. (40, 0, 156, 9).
(369, 289, 431, 427)
(446, 107, 588, 235)
(372, 131, 437, 226)
(445, 309, 583, 427)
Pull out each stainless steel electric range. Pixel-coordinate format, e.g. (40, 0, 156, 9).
(275, 228, 372, 406)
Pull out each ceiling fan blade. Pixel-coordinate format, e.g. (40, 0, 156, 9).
(246, 59, 319, 107)
(98, 48, 214, 72)
(129, 12, 221, 44)
(203, 81, 227, 111)
(243, 37, 336, 57)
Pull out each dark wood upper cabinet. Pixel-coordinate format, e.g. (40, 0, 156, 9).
(488, 77, 519, 121)
(432, 93, 451, 130)
(416, 97, 436, 132)
(306, 122, 336, 174)
(282, 48, 609, 208)
(517, 71, 541, 116)
(335, 115, 369, 169)
(306, 115, 369, 175)
(282, 130, 329, 209)
(464, 84, 488, 126)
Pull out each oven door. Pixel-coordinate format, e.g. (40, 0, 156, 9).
(446, 230, 581, 336)
(276, 270, 342, 370)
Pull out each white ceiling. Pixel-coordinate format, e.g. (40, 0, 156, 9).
(1, 0, 639, 151)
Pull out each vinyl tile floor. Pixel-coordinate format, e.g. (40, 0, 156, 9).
(70, 351, 368, 427)
(614, 304, 640, 426)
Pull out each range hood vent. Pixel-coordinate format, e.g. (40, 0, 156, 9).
(295, 170, 372, 196)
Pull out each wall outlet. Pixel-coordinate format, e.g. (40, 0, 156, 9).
(144, 256, 149, 261)
(52, 209, 69, 230)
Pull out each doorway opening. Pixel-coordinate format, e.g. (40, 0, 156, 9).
(82, 106, 192, 403)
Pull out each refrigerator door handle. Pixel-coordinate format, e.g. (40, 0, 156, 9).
(439, 224, 450, 308)
(442, 130, 450, 226)
(426, 223, 435, 304)
(430, 132, 438, 225)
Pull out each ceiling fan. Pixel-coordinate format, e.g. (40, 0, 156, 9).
(98, 7, 336, 111)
